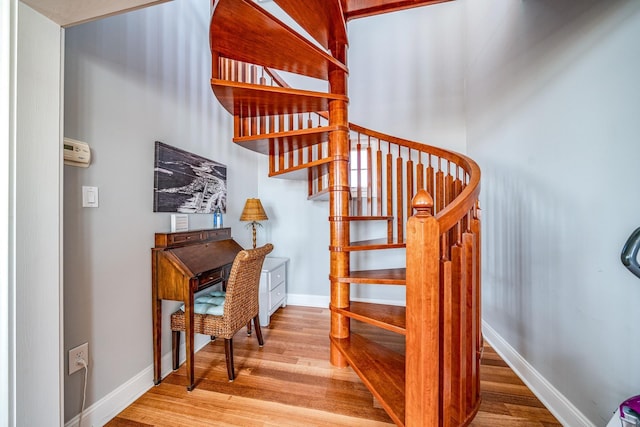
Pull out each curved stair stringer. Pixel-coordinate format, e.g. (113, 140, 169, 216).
(207, 1, 482, 426)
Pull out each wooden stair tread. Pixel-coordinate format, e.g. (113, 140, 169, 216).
(272, 0, 348, 50)
(308, 187, 329, 201)
(333, 238, 406, 251)
(337, 267, 406, 285)
(211, 80, 348, 117)
(210, 0, 347, 81)
(340, 215, 394, 221)
(269, 157, 331, 180)
(330, 333, 405, 426)
(343, 0, 454, 21)
(332, 302, 406, 334)
(234, 125, 345, 155)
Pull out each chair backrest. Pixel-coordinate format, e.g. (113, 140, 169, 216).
(223, 243, 274, 332)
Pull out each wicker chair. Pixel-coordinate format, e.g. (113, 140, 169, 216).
(170, 243, 274, 383)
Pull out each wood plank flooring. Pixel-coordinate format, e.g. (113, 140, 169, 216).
(107, 306, 561, 426)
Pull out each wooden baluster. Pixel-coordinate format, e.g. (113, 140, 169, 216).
(427, 155, 435, 204)
(436, 161, 447, 255)
(435, 160, 444, 213)
(441, 254, 454, 427)
(406, 150, 414, 222)
(278, 114, 284, 134)
(445, 162, 456, 251)
(234, 116, 241, 138)
(417, 151, 425, 191)
(238, 60, 244, 83)
(405, 190, 439, 426)
(268, 115, 275, 136)
(226, 58, 233, 81)
(375, 139, 382, 216)
(463, 226, 476, 413)
(356, 135, 362, 216)
(386, 143, 393, 242)
(259, 70, 267, 134)
(288, 147, 294, 170)
(366, 138, 372, 216)
(451, 234, 466, 425)
(278, 140, 285, 173)
(268, 139, 275, 175)
(470, 205, 482, 408)
(396, 148, 404, 243)
(250, 66, 258, 136)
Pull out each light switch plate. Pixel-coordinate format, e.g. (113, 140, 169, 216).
(82, 186, 99, 207)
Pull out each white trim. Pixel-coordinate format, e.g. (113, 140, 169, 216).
(58, 25, 66, 427)
(482, 320, 596, 427)
(286, 293, 330, 308)
(1, 0, 16, 425)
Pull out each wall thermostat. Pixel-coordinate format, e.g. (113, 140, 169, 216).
(63, 137, 91, 167)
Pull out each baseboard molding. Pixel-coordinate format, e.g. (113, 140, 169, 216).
(482, 320, 596, 427)
(286, 293, 330, 308)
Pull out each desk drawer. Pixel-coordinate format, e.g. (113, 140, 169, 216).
(197, 270, 223, 290)
(269, 282, 286, 311)
(202, 228, 231, 241)
(268, 264, 286, 291)
(167, 230, 202, 246)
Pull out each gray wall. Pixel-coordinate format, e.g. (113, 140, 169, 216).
(14, 2, 64, 425)
(466, 0, 640, 424)
(63, 0, 261, 421)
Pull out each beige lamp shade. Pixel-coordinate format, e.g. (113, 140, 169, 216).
(239, 198, 268, 222)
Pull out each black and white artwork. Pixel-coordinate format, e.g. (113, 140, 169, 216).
(153, 141, 227, 214)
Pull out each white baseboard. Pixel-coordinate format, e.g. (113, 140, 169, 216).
(482, 321, 596, 427)
(286, 293, 330, 308)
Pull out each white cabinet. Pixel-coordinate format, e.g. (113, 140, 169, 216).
(259, 257, 288, 327)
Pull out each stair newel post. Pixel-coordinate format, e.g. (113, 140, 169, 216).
(406, 189, 440, 426)
(328, 41, 351, 368)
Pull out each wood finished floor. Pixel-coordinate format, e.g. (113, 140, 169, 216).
(107, 306, 561, 426)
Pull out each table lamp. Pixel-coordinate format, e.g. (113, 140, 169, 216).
(239, 198, 268, 248)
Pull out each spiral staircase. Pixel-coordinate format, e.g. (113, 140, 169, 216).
(208, 1, 482, 425)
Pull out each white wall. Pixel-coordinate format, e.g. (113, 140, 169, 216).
(63, 0, 261, 421)
(1, 0, 13, 424)
(14, 2, 64, 425)
(466, 0, 640, 424)
(348, 2, 467, 154)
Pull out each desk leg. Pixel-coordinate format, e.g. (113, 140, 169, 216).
(185, 294, 195, 391)
(152, 296, 162, 385)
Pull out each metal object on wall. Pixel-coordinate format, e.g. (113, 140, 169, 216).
(621, 227, 640, 279)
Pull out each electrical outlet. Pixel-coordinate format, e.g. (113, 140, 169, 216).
(68, 342, 89, 375)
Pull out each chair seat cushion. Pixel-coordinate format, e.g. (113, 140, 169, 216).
(180, 290, 226, 316)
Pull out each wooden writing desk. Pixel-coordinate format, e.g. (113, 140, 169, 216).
(151, 227, 242, 390)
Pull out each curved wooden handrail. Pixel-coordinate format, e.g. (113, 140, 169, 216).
(347, 122, 481, 232)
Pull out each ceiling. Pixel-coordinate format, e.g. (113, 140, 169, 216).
(21, 0, 171, 27)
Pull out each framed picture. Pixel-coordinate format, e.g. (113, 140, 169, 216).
(153, 141, 227, 214)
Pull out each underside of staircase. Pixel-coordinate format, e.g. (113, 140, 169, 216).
(208, 1, 482, 425)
